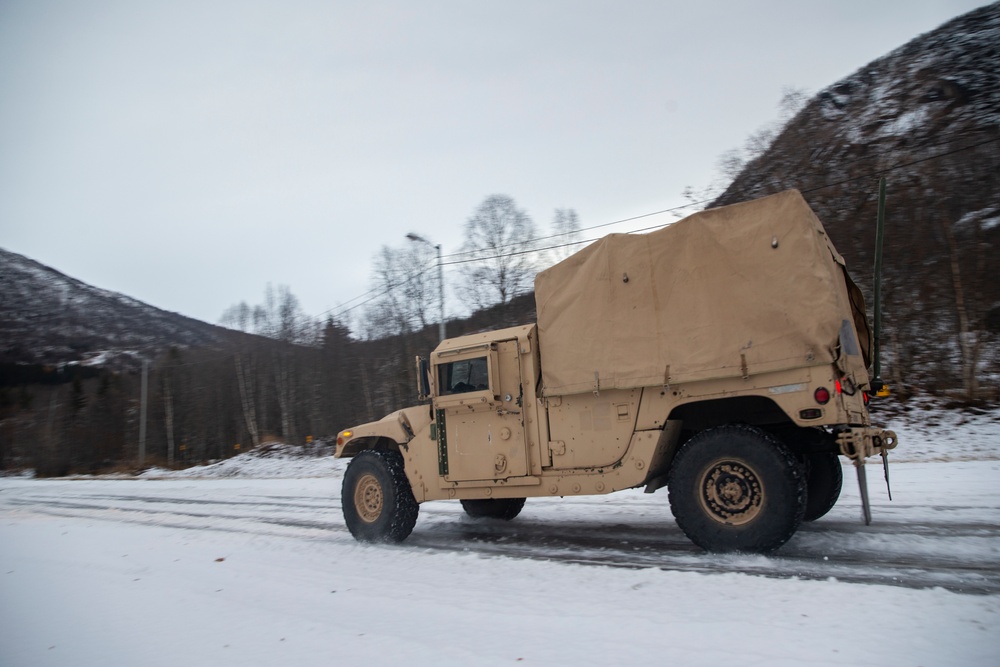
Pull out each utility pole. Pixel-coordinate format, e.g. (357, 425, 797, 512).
(872, 177, 889, 397)
(139, 359, 148, 467)
(435, 242, 444, 342)
(406, 233, 446, 342)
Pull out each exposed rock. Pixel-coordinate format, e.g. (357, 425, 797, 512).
(713, 2, 1000, 396)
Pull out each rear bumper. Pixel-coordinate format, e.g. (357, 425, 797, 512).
(836, 427, 898, 463)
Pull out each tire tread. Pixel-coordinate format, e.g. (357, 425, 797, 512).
(667, 424, 806, 553)
(342, 449, 419, 543)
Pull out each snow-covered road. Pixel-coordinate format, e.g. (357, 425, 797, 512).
(4, 459, 999, 594)
(2, 454, 999, 666)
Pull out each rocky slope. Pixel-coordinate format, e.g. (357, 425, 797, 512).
(0, 247, 243, 368)
(3, 4, 997, 399)
(713, 2, 1000, 399)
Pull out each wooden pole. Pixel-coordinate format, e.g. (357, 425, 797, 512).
(139, 359, 148, 466)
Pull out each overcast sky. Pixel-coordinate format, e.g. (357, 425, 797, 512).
(0, 0, 988, 327)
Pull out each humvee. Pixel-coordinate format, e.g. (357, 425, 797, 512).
(335, 190, 897, 553)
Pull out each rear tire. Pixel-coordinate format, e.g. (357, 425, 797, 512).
(803, 452, 843, 521)
(667, 425, 806, 553)
(342, 449, 419, 543)
(460, 498, 526, 520)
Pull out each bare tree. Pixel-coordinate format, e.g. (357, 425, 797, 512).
(777, 85, 810, 124)
(232, 353, 261, 447)
(220, 301, 252, 332)
(678, 86, 811, 216)
(718, 148, 747, 182)
(942, 216, 981, 399)
(362, 243, 438, 339)
(358, 244, 439, 419)
(458, 194, 539, 309)
(221, 284, 317, 445)
(546, 208, 582, 266)
(257, 285, 308, 442)
(221, 303, 263, 448)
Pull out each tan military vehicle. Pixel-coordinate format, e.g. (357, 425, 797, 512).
(335, 190, 897, 553)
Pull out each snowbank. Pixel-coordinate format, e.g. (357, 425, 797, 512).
(872, 397, 1000, 462)
(140, 398, 999, 481)
(139, 442, 345, 480)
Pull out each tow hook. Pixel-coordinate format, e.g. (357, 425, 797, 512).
(836, 428, 898, 526)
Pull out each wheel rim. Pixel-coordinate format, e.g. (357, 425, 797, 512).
(354, 473, 384, 523)
(698, 458, 764, 526)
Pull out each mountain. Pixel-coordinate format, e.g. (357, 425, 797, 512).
(712, 2, 1000, 400)
(0, 247, 243, 369)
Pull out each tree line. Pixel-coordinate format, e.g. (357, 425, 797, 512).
(3, 169, 996, 476)
(0, 196, 575, 475)
(360, 194, 580, 338)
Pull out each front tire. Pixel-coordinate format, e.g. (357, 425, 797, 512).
(342, 449, 419, 543)
(460, 498, 526, 520)
(667, 425, 806, 553)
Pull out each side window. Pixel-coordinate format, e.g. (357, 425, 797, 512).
(439, 357, 490, 395)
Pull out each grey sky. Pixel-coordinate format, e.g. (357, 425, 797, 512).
(0, 1, 988, 327)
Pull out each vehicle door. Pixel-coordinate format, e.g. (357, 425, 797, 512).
(433, 340, 527, 482)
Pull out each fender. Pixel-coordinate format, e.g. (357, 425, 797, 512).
(336, 406, 432, 457)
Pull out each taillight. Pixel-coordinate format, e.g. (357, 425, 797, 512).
(835, 379, 843, 394)
(814, 387, 831, 404)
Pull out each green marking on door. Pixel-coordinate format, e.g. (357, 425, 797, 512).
(435, 409, 448, 476)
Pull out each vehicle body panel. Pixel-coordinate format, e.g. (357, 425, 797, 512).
(335, 190, 894, 509)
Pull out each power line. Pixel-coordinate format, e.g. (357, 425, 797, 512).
(163, 134, 1000, 357)
(137, 133, 1000, 369)
(128, 133, 1000, 370)
(437, 204, 699, 262)
(320, 137, 1000, 316)
(441, 133, 989, 264)
(447, 135, 1000, 266)
(318, 261, 439, 321)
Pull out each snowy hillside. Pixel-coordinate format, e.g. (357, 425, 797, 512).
(714, 2, 1000, 398)
(0, 247, 240, 367)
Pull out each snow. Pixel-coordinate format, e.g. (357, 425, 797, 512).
(872, 397, 1000, 462)
(2, 404, 1000, 666)
(79, 350, 114, 367)
(138, 442, 342, 480)
(0, 505, 995, 667)
(955, 206, 1000, 232)
(876, 106, 931, 138)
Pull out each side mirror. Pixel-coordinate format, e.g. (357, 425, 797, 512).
(415, 356, 431, 401)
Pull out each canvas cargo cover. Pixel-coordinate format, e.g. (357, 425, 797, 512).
(534, 189, 871, 395)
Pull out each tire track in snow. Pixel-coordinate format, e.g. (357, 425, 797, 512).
(3, 483, 998, 595)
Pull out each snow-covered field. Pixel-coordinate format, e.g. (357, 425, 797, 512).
(2, 404, 999, 666)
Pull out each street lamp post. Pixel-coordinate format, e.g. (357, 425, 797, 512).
(406, 233, 446, 342)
